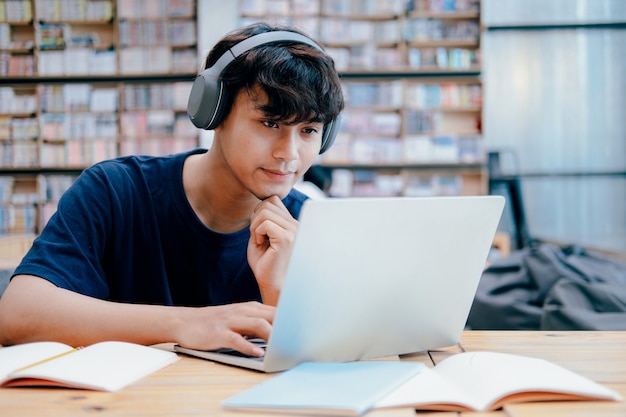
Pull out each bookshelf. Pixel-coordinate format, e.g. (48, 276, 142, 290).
(0, 0, 200, 249)
(240, 0, 485, 197)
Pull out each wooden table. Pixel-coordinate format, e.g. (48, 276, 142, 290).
(1, 331, 624, 416)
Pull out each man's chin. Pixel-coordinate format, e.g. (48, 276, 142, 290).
(253, 188, 292, 201)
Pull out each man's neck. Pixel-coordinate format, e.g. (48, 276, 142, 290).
(182, 151, 260, 233)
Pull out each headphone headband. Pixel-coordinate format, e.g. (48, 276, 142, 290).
(211, 31, 324, 77)
(187, 30, 340, 154)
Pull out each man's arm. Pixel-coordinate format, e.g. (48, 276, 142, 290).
(0, 275, 273, 356)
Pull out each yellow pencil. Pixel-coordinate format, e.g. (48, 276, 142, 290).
(14, 347, 83, 373)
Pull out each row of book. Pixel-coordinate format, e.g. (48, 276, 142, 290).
(272, 17, 480, 44)
(1, 0, 192, 22)
(1, 132, 198, 168)
(118, 19, 196, 47)
(0, 88, 37, 114)
(0, 53, 35, 76)
(35, 46, 196, 75)
(117, 0, 194, 19)
(406, 83, 482, 108)
(241, 0, 407, 16)
(341, 110, 402, 136)
(406, 19, 479, 42)
(124, 82, 191, 111)
(39, 83, 192, 113)
(341, 80, 483, 109)
(240, 0, 321, 16)
(0, 140, 38, 167)
(1, 117, 38, 140)
(39, 84, 118, 113)
(0, 204, 37, 234)
(0, 23, 8, 47)
(404, 134, 482, 162)
(120, 136, 197, 158)
(35, 0, 113, 22)
(343, 81, 404, 108)
(38, 174, 75, 201)
(33, 20, 196, 49)
(120, 111, 196, 138)
(405, 110, 441, 134)
(241, 0, 480, 17)
(39, 135, 198, 167)
(320, 18, 402, 44)
(408, 47, 478, 69)
(34, 174, 77, 231)
(2, 81, 196, 130)
(326, 45, 478, 71)
(322, 0, 405, 15)
(0, 23, 27, 48)
(0, 0, 32, 22)
(119, 47, 196, 74)
(321, 133, 483, 164)
(406, 108, 480, 134)
(0, 176, 13, 203)
(409, 0, 479, 13)
(342, 80, 482, 110)
(37, 23, 70, 50)
(40, 138, 116, 167)
(327, 45, 402, 70)
(40, 113, 118, 140)
(39, 48, 116, 75)
(329, 169, 466, 197)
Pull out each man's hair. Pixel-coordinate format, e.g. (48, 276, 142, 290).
(204, 22, 344, 126)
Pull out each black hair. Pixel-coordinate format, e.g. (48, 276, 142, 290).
(204, 22, 344, 126)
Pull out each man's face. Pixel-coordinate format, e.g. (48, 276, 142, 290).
(214, 86, 324, 200)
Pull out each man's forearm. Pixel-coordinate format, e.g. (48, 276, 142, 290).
(0, 275, 184, 347)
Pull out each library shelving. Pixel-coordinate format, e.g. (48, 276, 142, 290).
(0, 0, 200, 249)
(240, 0, 485, 197)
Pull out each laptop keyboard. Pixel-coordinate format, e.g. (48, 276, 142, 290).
(215, 339, 267, 361)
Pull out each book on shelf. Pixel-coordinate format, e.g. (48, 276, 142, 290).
(4, 0, 32, 23)
(410, 0, 480, 13)
(35, 0, 113, 21)
(0, 341, 179, 392)
(406, 18, 480, 42)
(36, 23, 66, 50)
(223, 351, 621, 416)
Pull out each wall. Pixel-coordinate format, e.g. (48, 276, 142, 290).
(482, 0, 626, 254)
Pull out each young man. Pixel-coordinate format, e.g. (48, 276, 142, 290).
(0, 23, 344, 358)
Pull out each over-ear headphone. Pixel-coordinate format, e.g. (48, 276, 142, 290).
(187, 30, 341, 154)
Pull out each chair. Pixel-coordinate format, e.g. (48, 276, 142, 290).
(487, 150, 533, 250)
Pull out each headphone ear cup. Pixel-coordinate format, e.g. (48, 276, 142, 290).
(187, 68, 225, 130)
(319, 113, 342, 154)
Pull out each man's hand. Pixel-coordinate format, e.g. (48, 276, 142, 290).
(176, 301, 275, 357)
(247, 195, 298, 305)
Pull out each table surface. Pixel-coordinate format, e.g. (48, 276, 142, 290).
(1, 331, 625, 417)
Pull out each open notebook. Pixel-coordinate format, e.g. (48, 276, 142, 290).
(175, 196, 505, 372)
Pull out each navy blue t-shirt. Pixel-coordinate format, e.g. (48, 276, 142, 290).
(14, 149, 308, 306)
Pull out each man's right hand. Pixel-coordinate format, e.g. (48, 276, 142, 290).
(175, 301, 275, 357)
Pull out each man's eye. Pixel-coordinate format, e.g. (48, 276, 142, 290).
(303, 127, 320, 135)
(263, 120, 279, 128)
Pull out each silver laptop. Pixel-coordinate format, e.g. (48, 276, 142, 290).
(175, 196, 504, 372)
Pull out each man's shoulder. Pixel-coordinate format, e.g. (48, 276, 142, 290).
(67, 149, 207, 202)
(89, 148, 206, 175)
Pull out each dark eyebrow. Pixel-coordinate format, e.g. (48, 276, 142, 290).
(255, 106, 323, 125)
